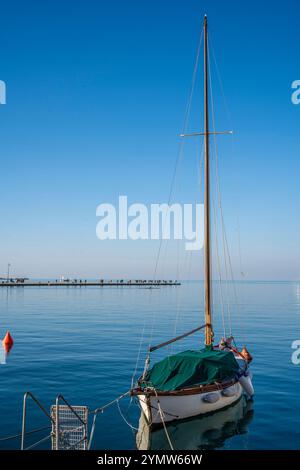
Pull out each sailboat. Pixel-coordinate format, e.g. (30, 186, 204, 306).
(130, 15, 254, 426)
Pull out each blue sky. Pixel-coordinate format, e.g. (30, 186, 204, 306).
(0, 0, 299, 280)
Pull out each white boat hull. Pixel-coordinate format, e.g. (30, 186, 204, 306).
(136, 394, 254, 450)
(138, 382, 245, 425)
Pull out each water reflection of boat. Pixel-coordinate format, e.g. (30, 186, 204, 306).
(136, 396, 254, 450)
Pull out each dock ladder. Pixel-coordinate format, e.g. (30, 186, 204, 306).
(21, 392, 88, 450)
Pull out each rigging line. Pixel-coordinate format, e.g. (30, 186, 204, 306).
(176, 237, 180, 281)
(171, 132, 204, 355)
(214, 161, 240, 330)
(207, 37, 233, 336)
(207, 53, 226, 339)
(130, 266, 154, 388)
(171, 236, 184, 353)
(235, 218, 246, 341)
(208, 35, 233, 130)
(170, 229, 195, 354)
(130, 304, 149, 389)
(172, 138, 205, 353)
(165, 239, 195, 359)
(209, 34, 237, 213)
(216, 182, 242, 338)
(237, 217, 245, 278)
(148, 140, 182, 349)
(208, 36, 242, 327)
(172, 116, 206, 351)
(148, 27, 204, 350)
(223, 221, 245, 339)
(152, 28, 204, 281)
(211, 179, 227, 338)
(195, 139, 206, 333)
(170, 267, 182, 355)
(214, 179, 233, 326)
(172, 251, 192, 341)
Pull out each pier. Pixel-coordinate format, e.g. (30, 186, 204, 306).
(0, 278, 181, 287)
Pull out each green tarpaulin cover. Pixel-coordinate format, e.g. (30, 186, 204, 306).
(142, 347, 239, 391)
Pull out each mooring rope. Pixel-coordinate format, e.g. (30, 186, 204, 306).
(24, 433, 52, 450)
(90, 390, 131, 415)
(116, 399, 138, 432)
(0, 425, 51, 442)
(153, 389, 174, 450)
(88, 412, 98, 450)
(87, 390, 133, 449)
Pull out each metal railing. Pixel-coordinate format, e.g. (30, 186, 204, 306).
(21, 392, 88, 450)
(21, 392, 54, 450)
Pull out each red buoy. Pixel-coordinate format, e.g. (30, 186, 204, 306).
(2, 331, 14, 348)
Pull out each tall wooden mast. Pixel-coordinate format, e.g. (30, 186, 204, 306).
(203, 15, 213, 346)
(180, 16, 232, 344)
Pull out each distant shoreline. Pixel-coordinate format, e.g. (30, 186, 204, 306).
(0, 279, 181, 287)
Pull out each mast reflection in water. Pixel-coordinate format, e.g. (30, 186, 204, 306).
(136, 396, 254, 450)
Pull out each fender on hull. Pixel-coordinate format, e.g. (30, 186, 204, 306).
(238, 374, 254, 397)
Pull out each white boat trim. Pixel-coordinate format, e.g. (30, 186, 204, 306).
(137, 382, 244, 425)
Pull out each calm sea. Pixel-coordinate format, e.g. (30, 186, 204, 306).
(0, 281, 299, 450)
